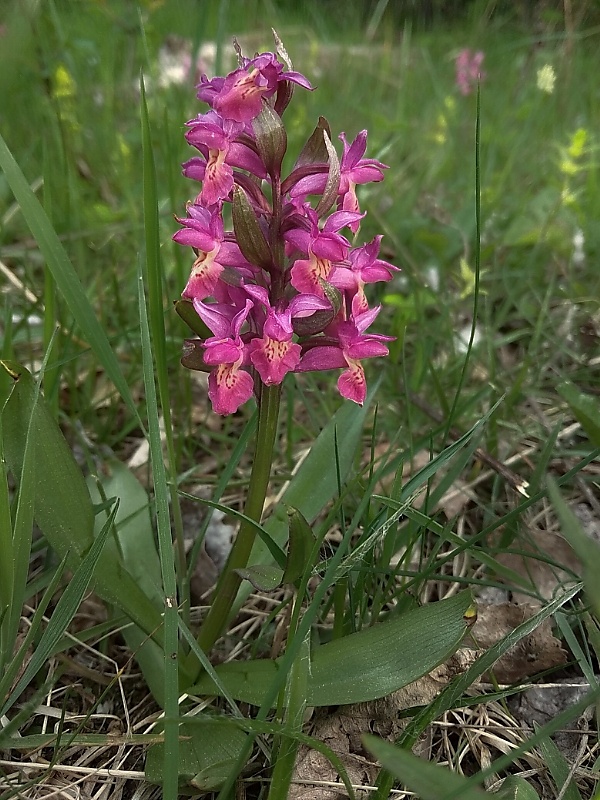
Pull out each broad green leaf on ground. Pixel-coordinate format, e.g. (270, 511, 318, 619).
(557, 382, 600, 447)
(364, 734, 489, 800)
(191, 591, 472, 706)
(88, 458, 167, 703)
(145, 719, 248, 792)
(87, 460, 162, 607)
(1, 361, 165, 646)
(373, 584, 584, 800)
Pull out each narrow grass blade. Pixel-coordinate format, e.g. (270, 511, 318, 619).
(537, 729, 583, 800)
(140, 76, 188, 608)
(267, 631, 311, 800)
(365, 734, 489, 800)
(547, 477, 600, 616)
(0, 417, 12, 661)
(0, 552, 68, 719)
(178, 493, 287, 567)
(557, 382, 600, 447)
(138, 274, 180, 799)
(0, 132, 142, 427)
(399, 396, 503, 503)
(0, 410, 31, 668)
(1, 503, 118, 717)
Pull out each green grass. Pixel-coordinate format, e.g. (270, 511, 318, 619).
(1, 0, 599, 798)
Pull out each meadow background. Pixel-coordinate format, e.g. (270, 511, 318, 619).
(1, 0, 600, 797)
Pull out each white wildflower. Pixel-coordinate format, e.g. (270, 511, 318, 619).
(572, 228, 585, 266)
(537, 64, 556, 94)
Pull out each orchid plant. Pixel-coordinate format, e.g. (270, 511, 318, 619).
(174, 34, 398, 654)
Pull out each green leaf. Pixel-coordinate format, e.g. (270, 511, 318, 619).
(232, 185, 272, 271)
(145, 719, 247, 792)
(364, 735, 489, 800)
(537, 731, 583, 800)
(283, 507, 316, 585)
(191, 591, 472, 706)
(2, 502, 118, 716)
(235, 564, 284, 591)
(557, 382, 600, 447)
(494, 776, 541, 800)
(371, 584, 584, 800)
(87, 460, 162, 607)
(1, 360, 94, 563)
(0, 133, 142, 427)
(547, 477, 600, 616)
(293, 116, 332, 169)
(1, 361, 166, 646)
(0, 388, 34, 668)
(87, 459, 166, 704)
(174, 298, 212, 339)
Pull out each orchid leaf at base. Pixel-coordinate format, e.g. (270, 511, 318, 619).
(0, 361, 167, 649)
(190, 591, 473, 706)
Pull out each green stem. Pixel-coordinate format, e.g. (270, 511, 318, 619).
(189, 382, 281, 672)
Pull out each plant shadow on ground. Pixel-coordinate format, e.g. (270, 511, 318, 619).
(0, 0, 599, 798)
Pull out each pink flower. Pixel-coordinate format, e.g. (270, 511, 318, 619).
(195, 299, 255, 415)
(455, 49, 485, 96)
(330, 236, 398, 316)
(286, 208, 361, 296)
(184, 111, 266, 205)
(198, 52, 312, 123)
(174, 37, 397, 414)
(289, 131, 387, 231)
(174, 204, 253, 301)
(298, 306, 394, 405)
(245, 284, 329, 385)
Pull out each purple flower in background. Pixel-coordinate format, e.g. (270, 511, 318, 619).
(455, 49, 485, 95)
(173, 35, 397, 414)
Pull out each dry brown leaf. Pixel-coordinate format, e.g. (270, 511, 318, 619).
(469, 604, 567, 684)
